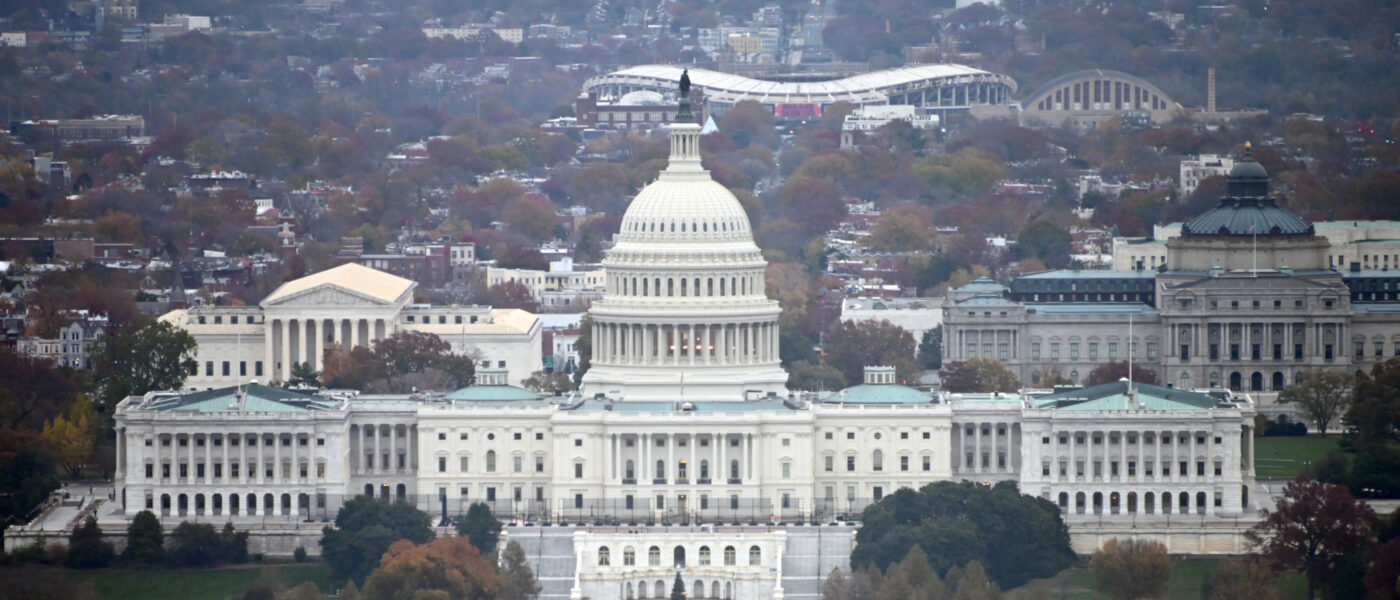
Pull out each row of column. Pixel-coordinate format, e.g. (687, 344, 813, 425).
(953, 422, 1019, 473)
(350, 423, 417, 475)
(135, 431, 320, 485)
(607, 433, 753, 485)
(954, 328, 1017, 362)
(267, 317, 390, 383)
(593, 321, 778, 366)
(1040, 428, 1250, 483)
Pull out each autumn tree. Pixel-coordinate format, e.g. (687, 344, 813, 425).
(866, 205, 934, 252)
(0, 349, 84, 429)
(361, 537, 502, 600)
(1277, 370, 1352, 436)
(1089, 538, 1170, 600)
(90, 319, 198, 408)
(940, 359, 1020, 393)
(823, 319, 920, 387)
(43, 396, 96, 478)
(1202, 557, 1279, 600)
(522, 370, 575, 394)
(502, 194, 560, 244)
(483, 281, 538, 311)
(1247, 476, 1380, 600)
(1082, 362, 1160, 387)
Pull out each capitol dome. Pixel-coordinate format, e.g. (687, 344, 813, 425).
(581, 93, 788, 401)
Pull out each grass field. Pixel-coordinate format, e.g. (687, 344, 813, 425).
(7, 563, 335, 600)
(1254, 435, 1346, 478)
(1051, 558, 1307, 599)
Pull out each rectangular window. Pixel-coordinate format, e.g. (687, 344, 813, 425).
(824, 456, 833, 472)
(1357, 342, 1366, 358)
(782, 462, 791, 478)
(486, 487, 496, 502)
(923, 456, 931, 471)
(145, 464, 153, 478)
(1069, 343, 1079, 361)
(222, 361, 229, 376)
(536, 456, 545, 472)
(846, 456, 855, 472)
(205, 361, 213, 376)
(460, 456, 469, 471)
(1031, 344, 1041, 361)
(574, 463, 584, 478)
(900, 456, 909, 471)
(1210, 344, 1220, 360)
(1146, 342, 1157, 359)
(1108, 343, 1118, 361)
(1088, 342, 1098, 360)
(513, 456, 523, 473)
(1050, 343, 1060, 361)
(998, 343, 1008, 360)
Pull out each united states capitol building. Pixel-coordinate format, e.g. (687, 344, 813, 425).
(109, 97, 1261, 599)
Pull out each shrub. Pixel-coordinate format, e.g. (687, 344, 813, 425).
(293, 546, 307, 562)
(67, 515, 115, 569)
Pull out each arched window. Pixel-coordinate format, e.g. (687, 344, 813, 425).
(598, 546, 610, 566)
(1070, 370, 1080, 384)
(730, 459, 740, 480)
(1250, 371, 1263, 391)
(668, 279, 674, 296)
(698, 546, 711, 566)
(486, 450, 496, 472)
(748, 545, 762, 566)
(648, 546, 661, 566)
(1179, 372, 1190, 389)
(623, 546, 636, 566)
(872, 449, 883, 471)
(723, 546, 736, 566)
(656, 459, 665, 480)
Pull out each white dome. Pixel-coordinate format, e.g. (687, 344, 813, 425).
(616, 177, 753, 244)
(618, 90, 667, 105)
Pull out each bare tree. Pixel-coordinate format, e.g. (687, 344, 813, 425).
(1277, 370, 1352, 435)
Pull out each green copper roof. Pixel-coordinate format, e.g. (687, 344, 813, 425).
(825, 383, 932, 404)
(1033, 381, 1224, 411)
(444, 384, 544, 403)
(147, 384, 337, 412)
(569, 400, 798, 412)
(1183, 154, 1313, 237)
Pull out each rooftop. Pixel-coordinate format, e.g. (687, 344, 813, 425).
(1032, 381, 1228, 411)
(262, 263, 415, 305)
(138, 384, 339, 412)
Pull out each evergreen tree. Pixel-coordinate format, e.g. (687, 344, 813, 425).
(66, 514, 114, 568)
(456, 502, 502, 555)
(122, 510, 164, 566)
(670, 572, 686, 600)
(822, 568, 848, 600)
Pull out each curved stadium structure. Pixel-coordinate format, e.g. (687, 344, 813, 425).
(583, 64, 1017, 118)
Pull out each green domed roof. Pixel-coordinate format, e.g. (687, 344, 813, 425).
(1182, 148, 1314, 237)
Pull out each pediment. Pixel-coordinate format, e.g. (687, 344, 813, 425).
(262, 284, 391, 307)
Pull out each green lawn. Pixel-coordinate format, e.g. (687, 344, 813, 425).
(1254, 435, 1346, 478)
(1040, 558, 1307, 599)
(42, 563, 333, 600)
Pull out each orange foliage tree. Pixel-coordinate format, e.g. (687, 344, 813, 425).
(362, 537, 503, 600)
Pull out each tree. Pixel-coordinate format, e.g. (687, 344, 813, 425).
(918, 327, 942, 370)
(522, 370, 575, 394)
(940, 359, 1020, 393)
(288, 362, 320, 387)
(0, 349, 85, 429)
(499, 540, 542, 600)
(788, 360, 848, 391)
(483, 281, 538, 311)
(0, 429, 59, 527)
(67, 515, 114, 569)
(823, 319, 920, 387)
(1247, 476, 1380, 600)
(321, 496, 435, 585)
(1015, 220, 1072, 269)
(1083, 362, 1160, 387)
(361, 537, 502, 600)
(1278, 370, 1353, 436)
(880, 546, 944, 600)
(1202, 557, 1278, 600)
(822, 568, 848, 600)
(1089, 538, 1170, 600)
(123, 510, 165, 567)
(1365, 538, 1400, 600)
(456, 501, 502, 556)
(221, 521, 249, 563)
(670, 572, 686, 600)
(852, 481, 1074, 589)
(90, 319, 198, 408)
(43, 396, 96, 478)
(950, 560, 999, 600)
(502, 194, 559, 244)
(1347, 360, 1400, 496)
(168, 521, 224, 567)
